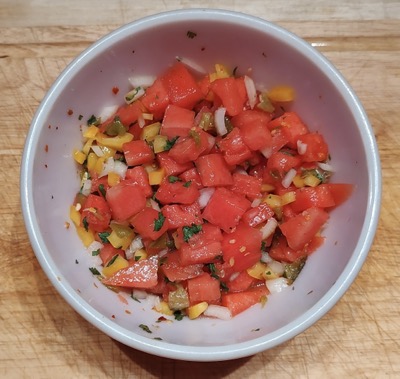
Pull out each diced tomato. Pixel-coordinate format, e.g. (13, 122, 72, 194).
(221, 223, 262, 271)
(160, 62, 204, 109)
(221, 286, 269, 316)
(106, 182, 146, 222)
(267, 151, 301, 178)
(225, 270, 257, 293)
(161, 250, 203, 282)
(297, 132, 329, 162)
(291, 184, 336, 213)
(157, 151, 194, 176)
(99, 244, 125, 266)
(211, 77, 246, 116)
(202, 187, 251, 232)
(81, 194, 111, 232)
(122, 139, 154, 166)
(141, 77, 170, 120)
(130, 206, 169, 240)
(102, 258, 158, 289)
(232, 110, 273, 151)
(160, 104, 195, 139)
(242, 202, 275, 227)
(325, 183, 354, 207)
(125, 166, 152, 197)
(268, 127, 291, 156)
(90, 175, 110, 196)
(161, 202, 203, 229)
(187, 273, 221, 304)
(179, 167, 203, 188)
(229, 172, 262, 200)
(155, 179, 200, 205)
(195, 153, 233, 187)
(179, 240, 222, 266)
(279, 207, 329, 251)
(218, 127, 252, 166)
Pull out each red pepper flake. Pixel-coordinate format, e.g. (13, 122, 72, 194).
(45, 144, 49, 152)
(67, 109, 73, 116)
(112, 86, 119, 95)
(48, 125, 52, 129)
(125, 310, 132, 315)
(44, 164, 48, 168)
(111, 314, 116, 319)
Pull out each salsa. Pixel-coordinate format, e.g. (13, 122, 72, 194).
(70, 61, 353, 320)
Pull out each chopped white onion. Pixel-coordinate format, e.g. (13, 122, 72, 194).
(91, 145, 104, 157)
(297, 140, 307, 155)
(260, 146, 273, 159)
(125, 236, 144, 260)
(157, 248, 169, 259)
(113, 160, 128, 179)
(214, 107, 228, 136)
(317, 161, 335, 172)
(251, 198, 262, 208)
(132, 289, 149, 300)
(98, 104, 119, 122)
(234, 167, 248, 175)
(244, 75, 257, 109)
(261, 252, 273, 263)
(175, 56, 207, 74)
(128, 75, 156, 88)
(138, 114, 146, 128)
(86, 241, 103, 265)
(268, 260, 285, 276)
(281, 168, 297, 188)
(229, 272, 240, 282)
(81, 178, 92, 196)
(260, 218, 278, 240)
(149, 198, 161, 212)
(198, 188, 215, 209)
(100, 157, 114, 177)
(203, 305, 232, 320)
(266, 277, 289, 293)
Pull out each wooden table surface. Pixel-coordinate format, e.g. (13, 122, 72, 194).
(1, 1, 399, 378)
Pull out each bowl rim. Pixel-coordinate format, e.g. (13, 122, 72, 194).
(20, 8, 381, 361)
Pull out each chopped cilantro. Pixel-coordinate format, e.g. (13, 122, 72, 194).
(78, 114, 83, 121)
(183, 181, 192, 188)
(82, 217, 89, 231)
(89, 267, 101, 275)
(106, 254, 118, 267)
(92, 249, 100, 256)
(232, 66, 238, 76)
(154, 212, 166, 232)
(75, 259, 79, 264)
(98, 231, 111, 243)
(173, 310, 184, 321)
(220, 281, 229, 292)
(131, 294, 141, 303)
(186, 30, 197, 39)
(182, 224, 202, 242)
(98, 184, 106, 198)
(164, 137, 178, 151)
(139, 324, 152, 333)
(153, 337, 163, 341)
(87, 114, 100, 126)
(168, 175, 180, 183)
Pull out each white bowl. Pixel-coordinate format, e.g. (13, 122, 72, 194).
(20, 9, 381, 361)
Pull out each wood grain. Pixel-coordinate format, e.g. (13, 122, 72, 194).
(1, 1, 399, 378)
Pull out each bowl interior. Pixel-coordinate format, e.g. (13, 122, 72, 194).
(22, 9, 379, 360)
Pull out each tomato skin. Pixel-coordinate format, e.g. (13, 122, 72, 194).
(202, 187, 251, 233)
(125, 166, 152, 197)
(161, 202, 203, 229)
(155, 179, 200, 205)
(221, 286, 269, 316)
(297, 132, 329, 162)
(102, 258, 159, 289)
(279, 207, 329, 251)
(81, 194, 111, 232)
(130, 207, 169, 241)
(157, 152, 194, 176)
(160, 104, 195, 138)
(291, 184, 336, 213)
(229, 172, 262, 200)
(242, 202, 274, 227)
(187, 273, 221, 304)
(161, 250, 203, 282)
(123, 139, 154, 166)
(221, 223, 262, 272)
(106, 182, 146, 222)
(195, 153, 233, 187)
(218, 127, 253, 166)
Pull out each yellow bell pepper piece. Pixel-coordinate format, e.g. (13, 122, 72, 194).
(107, 226, 134, 250)
(148, 167, 165, 185)
(209, 64, 230, 82)
(263, 266, 280, 280)
(94, 157, 105, 176)
(73, 149, 86, 165)
(188, 302, 208, 320)
(261, 183, 275, 193)
(141, 122, 161, 142)
(82, 138, 94, 155)
(99, 145, 117, 159)
(263, 194, 282, 208)
(83, 125, 99, 139)
(281, 191, 296, 206)
(303, 174, 321, 187)
(96, 132, 133, 151)
(69, 205, 81, 227)
(133, 248, 147, 262)
(153, 135, 169, 153)
(87, 152, 98, 172)
(102, 255, 129, 277)
(267, 85, 296, 102)
(293, 175, 305, 188)
(76, 226, 95, 247)
(154, 300, 174, 316)
(107, 172, 120, 187)
(247, 261, 268, 280)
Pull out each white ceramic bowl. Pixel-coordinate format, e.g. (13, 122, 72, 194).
(20, 9, 381, 361)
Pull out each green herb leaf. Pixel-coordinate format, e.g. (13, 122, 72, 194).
(139, 324, 152, 333)
(168, 175, 180, 183)
(87, 115, 100, 126)
(106, 254, 119, 267)
(131, 294, 141, 303)
(78, 114, 83, 121)
(98, 184, 106, 198)
(89, 267, 101, 275)
(82, 217, 89, 232)
(182, 224, 203, 242)
(75, 259, 79, 264)
(173, 310, 184, 321)
(105, 116, 127, 136)
(154, 212, 166, 232)
(98, 231, 111, 243)
(220, 281, 229, 292)
(186, 30, 197, 39)
(92, 249, 100, 256)
(183, 181, 192, 188)
(153, 337, 163, 341)
(283, 256, 307, 284)
(164, 137, 178, 151)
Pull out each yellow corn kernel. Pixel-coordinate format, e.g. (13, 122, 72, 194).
(188, 302, 208, 320)
(281, 191, 296, 206)
(102, 255, 129, 277)
(153, 135, 169, 153)
(263, 266, 280, 280)
(267, 85, 296, 102)
(83, 125, 99, 139)
(293, 175, 305, 188)
(96, 132, 134, 151)
(210, 63, 230, 82)
(107, 172, 120, 187)
(86, 152, 98, 172)
(73, 149, 86, 165)
(133, 248, 148, 262)
(261, 183, 275, 193)
(263, 194, 282, 208)
(154, 300, 174, 316)
(94, 157, 105, 175)
(141, 122, 161, 142)
(69, 205, 81, 227)
(148, 167, 165, 185)
(76, 226, 95, 247)
(303, 174, 321, 187)
(247, 261, 268, 280)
